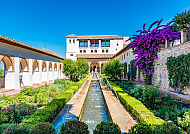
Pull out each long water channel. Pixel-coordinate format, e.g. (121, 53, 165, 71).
(80, 74, 110, 133)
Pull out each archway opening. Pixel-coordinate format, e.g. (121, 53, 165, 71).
(54, 63, 57, 71)
(33, 60, 39, 72)
(20, 58, 28, 71)
(42, 61, 47, 71)
(0, 61, 5, 88)
(49, 62, 53, 71)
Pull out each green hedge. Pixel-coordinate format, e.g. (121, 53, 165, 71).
(20, 75, 90, 127)
(100, 74, 164, 127)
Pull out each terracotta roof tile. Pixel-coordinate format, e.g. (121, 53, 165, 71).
(66, 34, 123, 39)
(76, 54, 114, 59)
(0, 35, 64, 60)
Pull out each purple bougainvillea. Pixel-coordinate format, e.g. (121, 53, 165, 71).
(127, 19, 180, 84)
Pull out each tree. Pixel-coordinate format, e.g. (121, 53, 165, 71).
(0, 69, 4, 77)
(77, 58, 89, 78)
(62, 59, 76, 80)
(62, 58, 89, 81)
(123, 62, 127, 78)
(127, 19, 180, 84)
(102, 57, 123, 79)
(173, 9, 190, 30)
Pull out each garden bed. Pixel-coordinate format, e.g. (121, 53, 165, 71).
(0, 75, 90, 131)
(109, 79, 190, 133)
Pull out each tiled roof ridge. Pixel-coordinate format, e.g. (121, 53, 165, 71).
(66, 34, 123, 39)
(0, 35, 64, 60)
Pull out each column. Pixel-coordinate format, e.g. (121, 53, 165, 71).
(39, 60, 42, 84)
(165, 40, 170, 48)
(47, 61, 49, 82)
(88, 62, 91, 74)
(99, 40, 101, 47)
(14, 57, 20, 89)
(181, 29, 187, 43)
(29, 59, 33, 86)
(99, 61, 101, 74)
(88, 40, 90, 47)
(52, 62, 54, 81)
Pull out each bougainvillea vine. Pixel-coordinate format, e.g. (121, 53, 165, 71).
(127, 19, 180, 84)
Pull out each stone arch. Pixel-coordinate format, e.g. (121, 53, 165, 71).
(42, 61, 47, 71)
(0, 55, 14, 71)
(33, 60, 39, 72)
(49, 62, 53, 71)
(20, 58, 29, 71)
(54, 63, 57, 71)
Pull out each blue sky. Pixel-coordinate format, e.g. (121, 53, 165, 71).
(0, 0, 190, 61)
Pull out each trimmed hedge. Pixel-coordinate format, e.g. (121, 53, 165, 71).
(20, 75, 90, 127)
(100, 74, 164, 127)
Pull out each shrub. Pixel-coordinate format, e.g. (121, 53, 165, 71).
(93, 121, 121, 134)
(6, 103, 37, 116)
(142, 87, 162, 109)
(178, 111, 190, 133)
(59, 120, 89, 134)
(100, 75, 164, 127)
(0, 124, 13, 134)
(30, 122, 56, 134)
(154, 122, 183, 134)
(128, 123, 154, 134)
(2, 124, 31, 134)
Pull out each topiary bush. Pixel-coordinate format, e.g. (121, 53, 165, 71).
(59, 120, 89, 134)
(93, 121, 121, 134)
(30, 122, 56, 134)
(128, 123, 154, 134)
(2, 124, 31, 134)
(154, 122, 183, 134)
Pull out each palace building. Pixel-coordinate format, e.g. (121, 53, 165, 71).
(66, 34, 130, 73)
(0, 35, 64, 92)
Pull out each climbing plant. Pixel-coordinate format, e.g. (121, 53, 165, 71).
(130, 60, 137, 81)
(123, 62, 127, 78)
(127, 19, 180, 84)
(166, 53, 190, 93)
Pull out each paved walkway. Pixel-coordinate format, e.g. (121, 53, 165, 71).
(0, 80, 54, 97)
(118, 78, 190, 103)
(51, 76, 92, 132)
(99, 76, 138, 133)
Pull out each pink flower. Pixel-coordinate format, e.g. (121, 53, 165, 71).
(52, 92, 53, 95)
(4, 109, 7, 113)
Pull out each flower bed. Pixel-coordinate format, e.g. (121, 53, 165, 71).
(110, 79, 190, 133)
(100, 74, 164, 127)
(0, 75, 90, 131)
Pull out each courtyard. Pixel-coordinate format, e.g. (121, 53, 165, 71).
(0, 1, 190, 134)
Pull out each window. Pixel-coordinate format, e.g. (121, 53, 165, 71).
(106, 50, 108, 53)
(90, 40, 99, 47)
(80, 50, 82, 53)
(73, 40, 75, 43)
(95, 50, 97, 53)
(91, 50, 93, 53)
(117, 43, 119, 46)
(102, 50, 104, 53)
(115, 49, 117, 50)
(101, 40, 110, 47)
(79, 40, 88, 47)
(124, 54, 125, 59)
(70, 54, 73, 56)
(83, 50, 86, 53)
(69, 40, 71, 43)
(127, 53, 128, 56)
